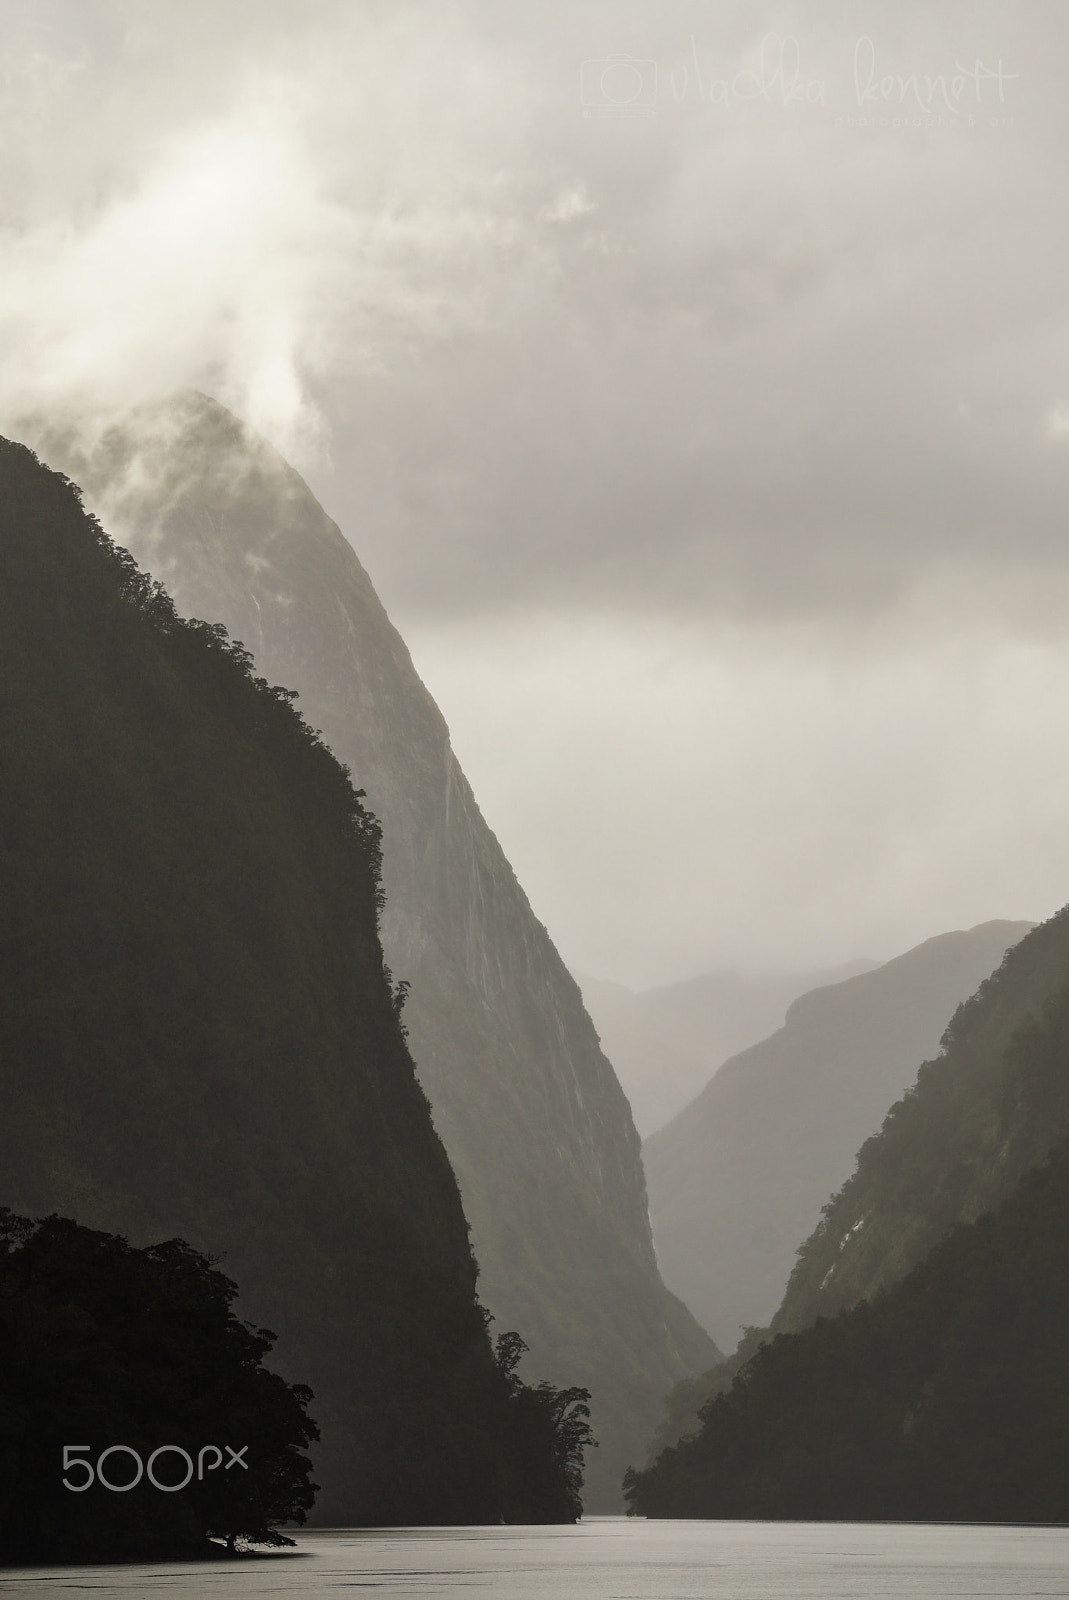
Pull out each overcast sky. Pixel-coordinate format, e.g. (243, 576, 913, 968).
(2, 0, 1067, 986)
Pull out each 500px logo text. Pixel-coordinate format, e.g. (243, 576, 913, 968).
(62, 1443, 249, 1492)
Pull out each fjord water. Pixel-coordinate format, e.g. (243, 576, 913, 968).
(4, 1518, 1068, 1598)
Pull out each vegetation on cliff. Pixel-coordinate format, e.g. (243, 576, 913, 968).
(634, 909, 1069, 1514)
(644, 922, 1029, 1351)
(0, 434, 591, 1531)
(28, 391, 716, 1509)
(775, 907, 1069, 1335)
(625, 1144, 1069, 1520)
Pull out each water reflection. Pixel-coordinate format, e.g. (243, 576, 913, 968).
(3, 1516, 1069, 1598)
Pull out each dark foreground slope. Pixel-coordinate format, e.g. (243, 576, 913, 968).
(626, 1145, 1069, 1521)
(648, 904, 1069, 1463)
(0, 437, 585, 1528)
(27, 393, 717, 1506)
(644, 922, 1031, 1350)
(774, 905, 1069, 1337)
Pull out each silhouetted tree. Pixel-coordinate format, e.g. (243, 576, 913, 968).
(492, 1331, 594, 1522)
(0, 1210, 317, 1563)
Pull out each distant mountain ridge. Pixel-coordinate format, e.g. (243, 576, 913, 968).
(626, 1142, 1069, 1521)
(644, 920, 1033, 1352)
(630, 902, 1069, 1518)
(26, 392, 717, 1508)
(772, 904, 1069, 1337)
(579, 960, 879, 1137)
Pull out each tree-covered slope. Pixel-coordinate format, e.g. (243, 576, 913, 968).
(25, 392, 717, 1508)
(625, 1144, 1069, 1521)
(0, 435, 585, 1527)
(773, 905, 1069, 1337)
(644, 921, 1031, 1350)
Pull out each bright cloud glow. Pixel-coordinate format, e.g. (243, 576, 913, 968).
(2, 0, 1067, 983)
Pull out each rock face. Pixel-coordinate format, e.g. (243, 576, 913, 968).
(0, 435, 568, 1526)
(644, 921, 1032, 1352)
(30, 392, 717, 1507)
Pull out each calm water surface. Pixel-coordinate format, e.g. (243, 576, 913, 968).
(4, 1518, 1069, 1598)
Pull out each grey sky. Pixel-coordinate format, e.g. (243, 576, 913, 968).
(1, 1, 1066, 983)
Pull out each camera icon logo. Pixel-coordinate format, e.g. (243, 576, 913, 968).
(580, 56, 658, 115)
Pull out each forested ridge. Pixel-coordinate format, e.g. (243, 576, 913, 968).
(775, 906, 1069, 1334)
(27, 389, 718, 1509)
(0, 434, 591, 1534)
(626, 1144, 1069, 1520)
(643, 921, 1029, 1351)
(632, 908, 1069, 1517)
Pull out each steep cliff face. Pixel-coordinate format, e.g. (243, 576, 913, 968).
(0, 435, 565, 1526)
(29, 392, 716, 1505)
(644, 921, 1032, 1351)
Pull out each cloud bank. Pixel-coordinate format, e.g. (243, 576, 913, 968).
(3, 0, 1068, 981)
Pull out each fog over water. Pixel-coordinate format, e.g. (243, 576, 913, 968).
(5, 1520, 1069, 1599)
(0, 2, 1066, 983)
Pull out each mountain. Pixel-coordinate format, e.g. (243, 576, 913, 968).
(579, 961, 878, 1138)
(632, 908, 1069, 1516)
(772, 904, 1069, 1336)
(643, 921, 1032, 1352)
(625, 1142, 1069, 1521)
(0, 434, 585, 1526)
(25, 392, 717, 1508)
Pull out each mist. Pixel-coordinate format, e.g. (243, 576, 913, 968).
(2, 0, 1065, 984)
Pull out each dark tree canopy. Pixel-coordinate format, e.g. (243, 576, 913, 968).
(0, 1211, 317, 1563)
(491, 1332, 594, 1524)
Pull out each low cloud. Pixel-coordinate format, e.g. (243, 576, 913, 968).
(3, 0, 1067, 980)
(411, 611, 1063, 984)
